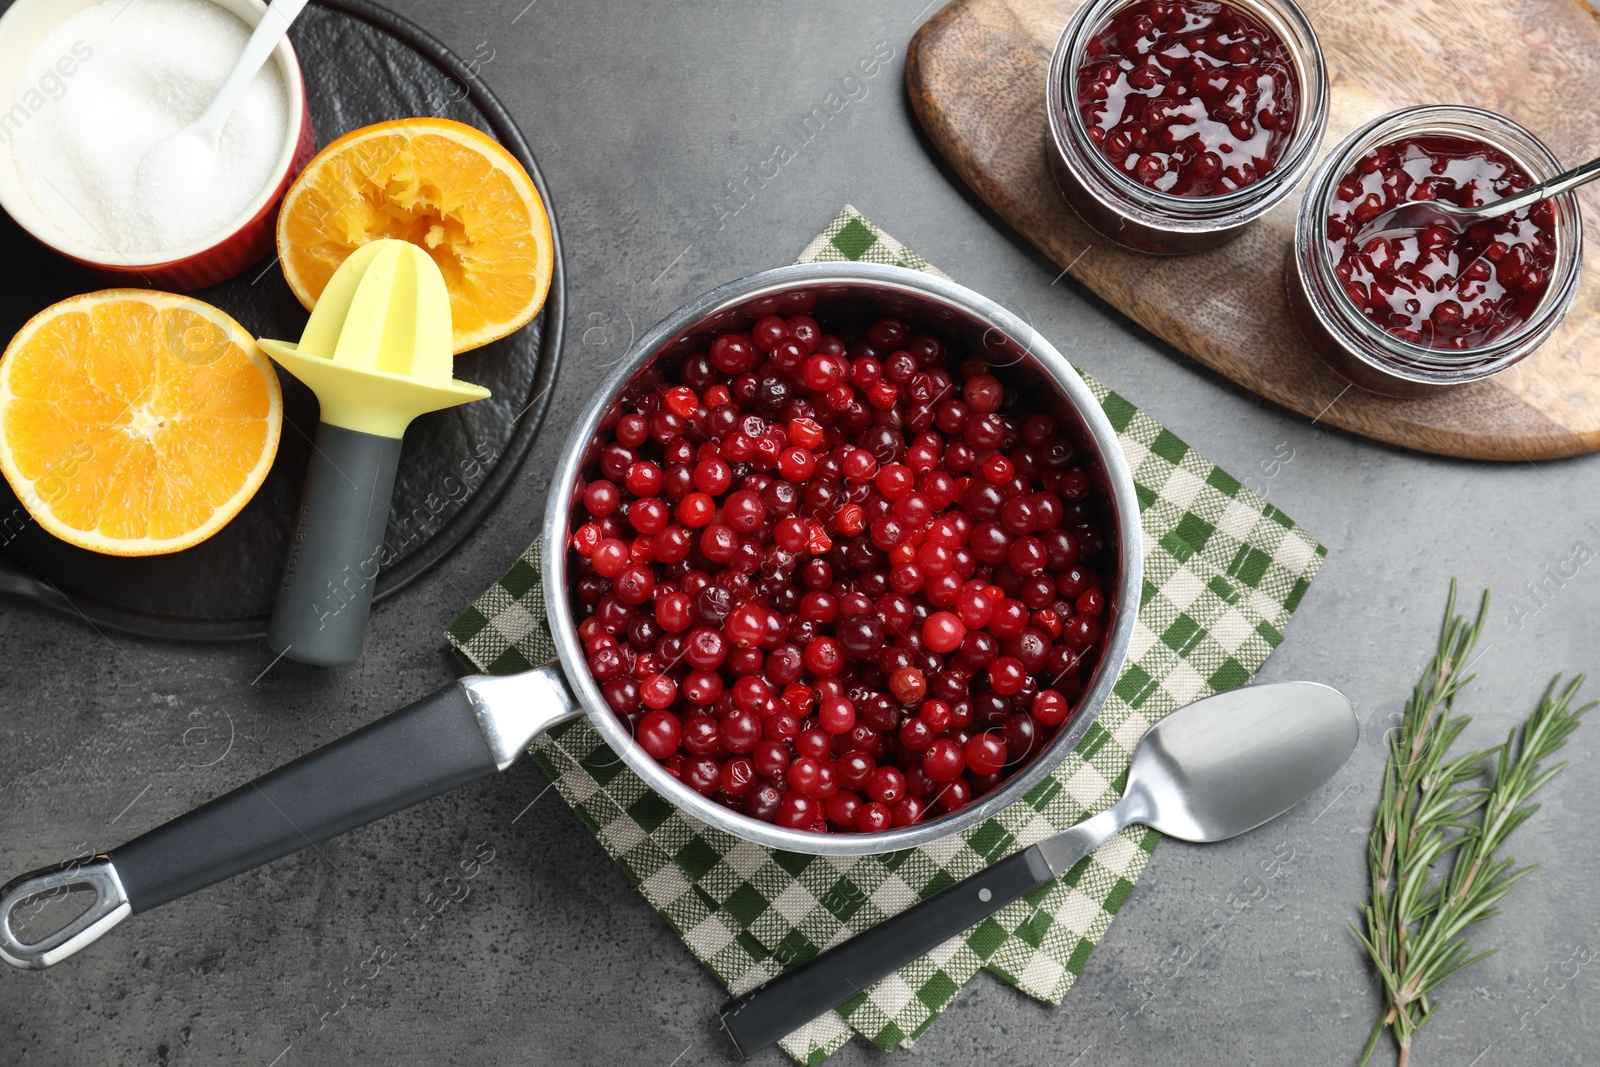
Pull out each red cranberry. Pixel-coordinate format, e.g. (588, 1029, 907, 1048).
(682, 755, 720, 796)
(794, 727, 833, 760)
(776, 792, 818, 829)
(583, 479, 622, 516)
(819, 697, 856, 735)
(1004, 712, 1040, 764)
(825, 791, 862, 827)
(640, 673, 678, 710)
(899, 716, 935, 753)
(681, 714, 720, 756)
(637, 710, 681, 760)
(855, 801, 892, 833)
(889, 667, 928, 705)
(965, 732, 1007, 776)
(721, 757, 756, 797)
(710, 335, 754, 373)
(934, 778, 971, 812)
(788, 757, 825, 796)
(836, 750, 876, 790)
(1032, 689, 1070, 726)
(753, 740, 790, 779)
(989, 657, 1026, 695)
(868, 766, 907, 804)
(743, 780, 782, 821)
(922, 738, 965, 782)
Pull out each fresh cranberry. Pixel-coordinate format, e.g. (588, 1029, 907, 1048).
(922, 738, 965, 782)
(1325, 135, 1555, 350)
(681, 755, 720, 796)
(753, 739, 790, 779)
(855, 801, 892, 833)
(964, 732, 1007, 776)
(868, 766, 907, 805)
(681, 714, 720, 756)
(1032, 689, 1071, 726)
(637, 710, 681, 760)
(921, 611, 966, 654)
(776, 792, 817, 829)
(934, 777, 972, 812)
(1004, 711, 1040, 764)
(989, 657, 1026, 695)
(889, 667, 928, 705)
(1076, 0, 1299, 196)
(825, 791, 863, 827)
(640, 673, 678, 710)
(721, 757, 756, 797)
(743, 780, 782, 821)
(819, 697, 856, 734)
(583, 479, 622, 516)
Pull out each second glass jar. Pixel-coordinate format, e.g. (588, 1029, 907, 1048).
(1287, 105, 1584, 396)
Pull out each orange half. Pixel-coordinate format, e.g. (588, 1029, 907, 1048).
(0, 291, 282, 556)
(277, 117, 553, 354)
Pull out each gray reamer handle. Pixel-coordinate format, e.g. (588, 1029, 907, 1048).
(268, 422, 403, 666)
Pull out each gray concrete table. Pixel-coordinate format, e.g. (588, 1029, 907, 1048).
(4, 3, 1598, 1065)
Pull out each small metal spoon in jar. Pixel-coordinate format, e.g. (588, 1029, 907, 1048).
(1354, 152, 1600, 243)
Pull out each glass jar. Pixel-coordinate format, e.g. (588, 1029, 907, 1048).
(1046, 0, 1328, 255)
(1288, 106, 1584, 397)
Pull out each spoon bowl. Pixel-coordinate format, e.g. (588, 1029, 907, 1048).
(1354, 150, 1600, 245)
(1127, 680, 1358, 841)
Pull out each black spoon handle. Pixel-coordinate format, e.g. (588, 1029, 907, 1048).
(718, 845, 1054, 1057)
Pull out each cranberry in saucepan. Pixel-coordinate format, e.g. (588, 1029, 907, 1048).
(571, 310, 1113, 833)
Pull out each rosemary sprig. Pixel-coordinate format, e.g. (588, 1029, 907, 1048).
(1355, 580, 1591, 1067)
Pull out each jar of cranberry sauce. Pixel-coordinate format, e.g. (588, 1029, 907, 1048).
(1047, 0, 1328, 254)
(1289, 106, 1584, 397)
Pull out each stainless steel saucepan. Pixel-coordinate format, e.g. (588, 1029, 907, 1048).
(0, 263, 1143, 970)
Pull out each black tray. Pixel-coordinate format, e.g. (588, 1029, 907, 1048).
(0, 0, 564, 641)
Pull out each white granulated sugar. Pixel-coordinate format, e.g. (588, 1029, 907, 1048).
(9, 0, 289, 255)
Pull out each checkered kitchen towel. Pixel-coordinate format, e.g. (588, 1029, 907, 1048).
(447, 206, 1326, 1062)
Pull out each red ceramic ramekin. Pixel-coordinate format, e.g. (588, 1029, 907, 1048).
(0, 0, 313, 292)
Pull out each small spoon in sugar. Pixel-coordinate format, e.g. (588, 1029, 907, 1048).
(134, 0, 309, 214)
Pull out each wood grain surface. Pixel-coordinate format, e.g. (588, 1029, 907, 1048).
(906, 0, 1600, 460)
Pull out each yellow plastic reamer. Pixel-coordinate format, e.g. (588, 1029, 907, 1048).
(259, 240, 491, 666)
(258, 239, 490, 438)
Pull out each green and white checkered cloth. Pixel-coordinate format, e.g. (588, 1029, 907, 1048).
(446, 206, 1326, 1063)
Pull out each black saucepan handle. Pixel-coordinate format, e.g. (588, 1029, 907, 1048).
(2, 667, 579, 970)
(719, 844, 1055, 1056)
(111, 681, 495, 913)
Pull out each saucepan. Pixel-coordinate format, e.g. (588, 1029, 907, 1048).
(0, 262, 1143, 969)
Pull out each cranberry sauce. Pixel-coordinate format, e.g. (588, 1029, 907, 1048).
(568, 306, 1112, 834)
(1325, 135, 1556, 351)
(1075, 0, 1299, 197)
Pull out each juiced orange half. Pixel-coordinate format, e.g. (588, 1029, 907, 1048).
(277, 117, 553, 354)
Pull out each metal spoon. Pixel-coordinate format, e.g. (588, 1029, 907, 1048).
(718, 681, 1358, 1057)
(1354, 152, 1600, 243)
(134, 0, 309, 211)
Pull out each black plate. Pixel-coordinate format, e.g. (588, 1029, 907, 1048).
(0, 0, 564, 641)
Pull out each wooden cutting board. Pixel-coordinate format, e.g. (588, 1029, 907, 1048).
(906, 0, 1600, 460)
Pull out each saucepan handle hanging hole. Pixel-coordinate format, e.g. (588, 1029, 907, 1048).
(0, 856, 131, 970)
